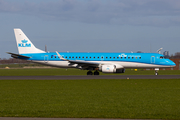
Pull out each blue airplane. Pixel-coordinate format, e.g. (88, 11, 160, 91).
(7, 29, 176, 75)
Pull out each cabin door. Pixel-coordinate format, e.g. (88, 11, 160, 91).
(151, 56, 155, 63)
(44, 55, 48, 63)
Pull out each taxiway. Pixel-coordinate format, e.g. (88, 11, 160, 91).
(0, 75, 180, 80)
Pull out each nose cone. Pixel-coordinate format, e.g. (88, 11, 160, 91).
(171, 61, 176, 66)
(169, 60, 176, 67)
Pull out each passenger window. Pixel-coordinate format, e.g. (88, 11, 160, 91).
(128, 57, 130, 59)
(98, 57, 99, 58)
(160, 56, 163, 59)
(110, 57, 111, 59)
(124, 57, 126, 59)
(113, 57, 115, 59)
(94, 57, 95, 58)
(72, 57, 74, 58)
(117, 57, 119, 59)
(69, 57, 71, 58)
(86, 57, 88, 58)
(82, 57, 84, 58)
(132, 57, 134, 59)
(79, 57, 81, 58)
(139, 57, 141, 59)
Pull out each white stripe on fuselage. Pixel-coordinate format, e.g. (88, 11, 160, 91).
(32, 60, 172, 69)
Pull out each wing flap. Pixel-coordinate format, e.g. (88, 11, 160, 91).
(69, 60, 100, 67)
(69, 60, 99, 65)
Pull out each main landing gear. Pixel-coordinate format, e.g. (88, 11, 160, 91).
(87, 70, 99, 75)
(87, 71, 93, 75)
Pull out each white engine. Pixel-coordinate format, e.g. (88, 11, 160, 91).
(99, 65, 125, 73)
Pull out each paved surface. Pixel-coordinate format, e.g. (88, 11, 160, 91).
(0, 118, 160, 120)
(0, 75, 180, 80)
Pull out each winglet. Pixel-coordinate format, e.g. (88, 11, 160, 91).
(56, 51, 67, 61)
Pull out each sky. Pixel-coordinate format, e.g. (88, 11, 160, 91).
(0, 0, 180, 58)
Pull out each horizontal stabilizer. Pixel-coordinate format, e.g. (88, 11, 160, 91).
(7, 52, 30, 59)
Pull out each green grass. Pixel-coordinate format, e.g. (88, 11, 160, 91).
(0, 68, 179, 76)
(0, 63, 45, 68)
(0, 79, 180, 119)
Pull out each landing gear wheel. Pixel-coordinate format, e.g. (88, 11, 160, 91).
(94, 71, 99, 75)
(155, 71, 158, 75)
(87, 71, 93, 75)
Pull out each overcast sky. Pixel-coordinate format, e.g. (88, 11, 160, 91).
(0, 0, 180, 58)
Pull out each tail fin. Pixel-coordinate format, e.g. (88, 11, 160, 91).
(14, 29, 45, 54)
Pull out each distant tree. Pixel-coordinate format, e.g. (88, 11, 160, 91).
(0, 58, 30, 64)
(170, 52, 180, 59)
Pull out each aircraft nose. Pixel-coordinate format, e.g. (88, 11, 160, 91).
(166, 60, 176, 67)
(170, 61, 176, 66)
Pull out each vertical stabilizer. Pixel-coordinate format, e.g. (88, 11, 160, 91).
(14, 29, 45, 54)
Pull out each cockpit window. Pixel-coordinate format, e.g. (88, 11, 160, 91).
(160, 56, 164, 59)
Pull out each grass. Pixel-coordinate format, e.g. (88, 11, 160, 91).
(0, 63, 45, 68)
(0, 79, 180, 119)
(0, 68, 179, 76)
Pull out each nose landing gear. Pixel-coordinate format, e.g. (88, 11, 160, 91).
(155, 68, 159, 75)
(155, 71, 158, 75)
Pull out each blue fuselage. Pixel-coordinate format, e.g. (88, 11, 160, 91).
(20, 52, 175, 68)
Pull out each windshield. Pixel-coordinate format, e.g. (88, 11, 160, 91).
(160, 56, 164, 59)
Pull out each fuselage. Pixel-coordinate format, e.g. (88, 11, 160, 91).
(21, 52, 176, 69)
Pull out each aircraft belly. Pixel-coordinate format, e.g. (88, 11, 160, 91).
(98, 61, 170, 68)
(121, 62, 171, 68)
(32, 60, 172, 69)
(33, 61, 76, 68)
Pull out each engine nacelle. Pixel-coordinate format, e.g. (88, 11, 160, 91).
(100, 65, 125, 73)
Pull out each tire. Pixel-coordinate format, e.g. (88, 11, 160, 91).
(94, 71, 99, 75)
(87, 71, 93, 75)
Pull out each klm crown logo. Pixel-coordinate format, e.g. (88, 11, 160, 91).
(18, 39, 31, 47)
(21, 39, 28, 43)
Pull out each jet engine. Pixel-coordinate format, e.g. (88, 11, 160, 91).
(99, 65, 125, 73)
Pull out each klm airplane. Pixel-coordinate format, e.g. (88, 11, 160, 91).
(8, 29, 176, 75)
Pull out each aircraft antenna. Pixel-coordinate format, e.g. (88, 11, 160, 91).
(45, 45, 47, 52)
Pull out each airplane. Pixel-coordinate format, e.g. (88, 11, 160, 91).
(7, 29, 176, 75)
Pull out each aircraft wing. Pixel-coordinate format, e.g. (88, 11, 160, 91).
(68, 60, 99, 65)
(7, 52, 30, 59)
(56, 51, 100, 68)
(68, 60, 100, 68)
